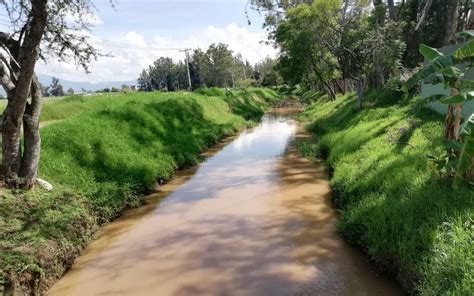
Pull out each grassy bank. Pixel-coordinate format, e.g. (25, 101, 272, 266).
(300, 91, 473, 295)
(0, 88, 280, 294)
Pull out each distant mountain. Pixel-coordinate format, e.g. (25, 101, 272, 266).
(37, 74, 137, 93)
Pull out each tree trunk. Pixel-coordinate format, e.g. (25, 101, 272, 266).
(444, 105, 455, 140)
(19, 75, 42, 188)
(453, 103, 463, 141)
(458, 0, 471, 31)
(415, 0, 433, 31)
(1, 103, 22, 185)
(1, 0, 47, 187)
(324, 81, 336, 100)
(335, 80, 345, 95)
(373, 26, 386, 88)
(387, 0, 397, 21)
(468, 0, 474, 29)
(444, 88, 461, 141)
(356, 79, 367, 110)
(445, 0, 460, 45)
(378, 63, 385, 87)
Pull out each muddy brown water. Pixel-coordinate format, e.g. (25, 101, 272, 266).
(48, 110, 404, 296)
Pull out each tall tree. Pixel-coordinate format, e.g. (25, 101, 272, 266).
(255, 57, 281, 86)
(0, 0, 106, 188)
(387, 0, 396, 21)
(148, 57, 175, 90)
(206, 43, 235, 87)
(138, 69, 152, 91)
(139, 45, 257, 91)
(190, 48, 210, 88)
(445, 0, 460, 45)
(49, 77, 64, 97)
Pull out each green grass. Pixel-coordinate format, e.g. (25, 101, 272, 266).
(0, 88, 279, 294)
(0, 95, 74, 118)
(0, 188, 95, 294)
(300, 91, 473, 295)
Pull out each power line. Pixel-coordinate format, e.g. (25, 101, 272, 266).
(0, 24, 183, 52)
(0, 17, 182, 51)
(88, 37, 181, 51)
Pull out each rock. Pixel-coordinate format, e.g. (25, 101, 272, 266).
(36, 178, 53, 192)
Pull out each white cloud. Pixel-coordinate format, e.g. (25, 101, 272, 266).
(36, 23, 278, 83)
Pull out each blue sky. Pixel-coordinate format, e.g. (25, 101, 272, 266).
(34, 0, 277, 82)
(93, 0, 266, 38)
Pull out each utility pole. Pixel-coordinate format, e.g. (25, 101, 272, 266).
(243, 60, 249, 80)
(180, 48, 192, 91)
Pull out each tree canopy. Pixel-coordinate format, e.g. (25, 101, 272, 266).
(138, 43, 279, 91)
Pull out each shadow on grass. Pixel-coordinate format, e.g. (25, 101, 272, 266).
(39, 96, 250, 221)
(222, 91, 267, 120)
(304, 91, 474, 294)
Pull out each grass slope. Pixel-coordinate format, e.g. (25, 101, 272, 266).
(300, 91, 473, 295)
(0, 88, 280, 294)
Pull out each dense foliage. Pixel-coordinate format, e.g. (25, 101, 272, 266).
(256, 0, 474, 185)
(137, 43, 281, 91)
(255, 0, 472, 104)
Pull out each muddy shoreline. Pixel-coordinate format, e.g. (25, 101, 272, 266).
(48, 110, 403, 295)
(1, 123, 251, 296)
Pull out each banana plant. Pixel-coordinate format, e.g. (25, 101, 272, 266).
(453, 113, 474, 187)
(405, 30, 474, 185)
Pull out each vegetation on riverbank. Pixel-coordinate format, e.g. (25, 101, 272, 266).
(0, 88, 280, 295)
(300, 91, 473, 295)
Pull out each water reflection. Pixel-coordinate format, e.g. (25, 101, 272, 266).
(48, 110, 403, 296)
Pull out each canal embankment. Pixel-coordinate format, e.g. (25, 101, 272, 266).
(48, 111, 403, 296)
(0, 88, 280, 295)
(299, 90, 474, 295)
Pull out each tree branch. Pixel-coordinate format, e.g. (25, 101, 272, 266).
(0, 62, 15, 93)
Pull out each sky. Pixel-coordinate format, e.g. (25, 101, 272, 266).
(2, 0, 278, 83)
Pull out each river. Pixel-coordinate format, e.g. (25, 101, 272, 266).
(48, 110, 403, 296)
